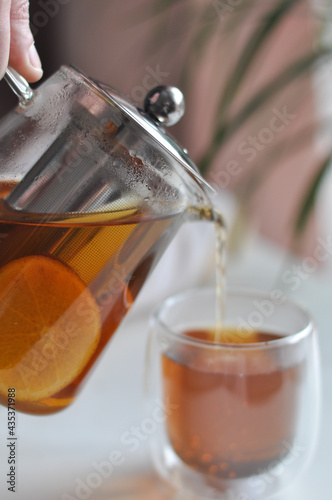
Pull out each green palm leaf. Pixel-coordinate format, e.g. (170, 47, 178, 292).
(295, 154, 332, 234)
(199, 49, 332, 174)
(213, 0, 302, 127)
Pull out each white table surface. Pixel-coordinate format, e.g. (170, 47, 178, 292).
(0, 230, 331, 500)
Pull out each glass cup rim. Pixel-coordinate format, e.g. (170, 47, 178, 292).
(152, 286, 315, 351)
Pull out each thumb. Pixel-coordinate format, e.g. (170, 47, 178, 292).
(0, 0, 12, 80)
(9, 0, 43, 83)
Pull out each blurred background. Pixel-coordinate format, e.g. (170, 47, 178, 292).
(1, 0, 332, 273)
(0, 4, 331, 499)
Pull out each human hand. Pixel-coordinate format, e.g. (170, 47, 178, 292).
(0, 0, 43, 82)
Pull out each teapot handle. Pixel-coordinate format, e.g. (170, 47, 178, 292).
(4, 67, 34, 104)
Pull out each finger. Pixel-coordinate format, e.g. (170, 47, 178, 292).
(0, 0, 12, 79)
(9, 0, 43, 82)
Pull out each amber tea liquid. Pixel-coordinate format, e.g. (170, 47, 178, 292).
(162, 328, 302, 479)
(0, 181, 183, 414)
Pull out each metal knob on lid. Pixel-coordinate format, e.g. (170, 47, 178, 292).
(144, 86, 185, 127)
(77, 68, 214, 193)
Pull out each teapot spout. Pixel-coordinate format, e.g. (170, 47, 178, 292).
(180, 170, 224, 226)
(186, 197, 227, 235)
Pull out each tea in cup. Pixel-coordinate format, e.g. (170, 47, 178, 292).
(146, 288, 320, 499)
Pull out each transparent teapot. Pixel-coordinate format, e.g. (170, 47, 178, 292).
(0, 65, 215, 415)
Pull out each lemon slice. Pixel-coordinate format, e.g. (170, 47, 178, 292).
(0, 256, 101, 401)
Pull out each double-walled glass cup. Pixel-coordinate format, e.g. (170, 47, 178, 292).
(146, 288, 320, 499)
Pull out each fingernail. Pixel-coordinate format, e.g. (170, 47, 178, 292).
(29, 43, 43, 72)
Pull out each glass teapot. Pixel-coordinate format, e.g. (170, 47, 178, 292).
(0, 65, 215, 415)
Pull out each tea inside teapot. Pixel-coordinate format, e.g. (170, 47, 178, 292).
(0, 66, 218, 414)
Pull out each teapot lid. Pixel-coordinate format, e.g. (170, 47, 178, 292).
(74, 66, 213, 193)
